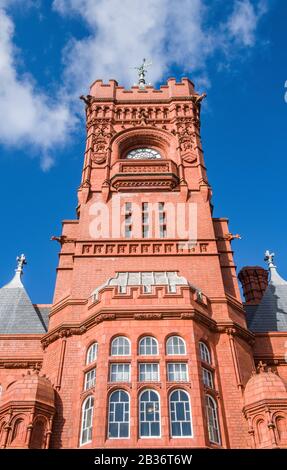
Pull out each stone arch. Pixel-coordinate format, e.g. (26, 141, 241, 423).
(274, 413, 287, 444)
(110, 127, 178, 166)
(30, 416, 48, 449)
(254, 417, 269, 447)
(9, 415, 27, 447)
(0, 419, 6, 447)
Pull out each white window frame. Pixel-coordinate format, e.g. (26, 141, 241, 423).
(80, 396, 94, 446)
(110, 363, 131, 382)
(139, 363, 160, 382)
(111, 336, 131, 356)
(139, 389, 161, 438)
(166, 336, 186, 355)
(167, 363, 188, 382)
(86, 342, 98, 365)
(139, 336, 159, 356)
(169, 389, 193, 438)
(108, 390, 130, 439)
(202, 367, 214, 389)
(199, 342, 211, 364)
(84, 368, 96, 391)
(206, 395, 221, 445)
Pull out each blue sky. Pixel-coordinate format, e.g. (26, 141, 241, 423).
(0, 0, 286, 303)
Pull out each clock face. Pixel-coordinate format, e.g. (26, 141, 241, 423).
(126, 148, 161, 160)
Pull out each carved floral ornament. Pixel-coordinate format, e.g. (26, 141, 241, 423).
(91, 123, 116, 164)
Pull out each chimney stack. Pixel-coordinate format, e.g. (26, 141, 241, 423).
(238, 266, 268, 304)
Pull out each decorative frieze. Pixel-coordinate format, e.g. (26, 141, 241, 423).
(80, 241, 210, 256)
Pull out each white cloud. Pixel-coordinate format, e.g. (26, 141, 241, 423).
(53, 0, 214, 94)
(0, 1, 269, 169)
(227, 0, 268, 47)
(0, 4, 75, 170)
(54, 0, 269, 96)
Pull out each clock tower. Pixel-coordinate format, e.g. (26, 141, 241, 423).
(4, 72, 287, 450)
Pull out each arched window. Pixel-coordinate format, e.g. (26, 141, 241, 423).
(30, 418, 46, 449)
(166, 336, 186, 355)
(139, 336, 158, 355)
(205, 395, 220, 444)
(86, 342, 98, 365)
(126, 148, 161, 160)
(169, 389, 192, 437)
(80, 396, 94, 446)
(139, 390, 161, 438)
(0, 421, 5, 447)
(111, 337, 131, 356)
(11, 418, 25, 444)
(199, 342, 211, 364)
(276, 416, 287, 442)
(257, 419, 269, 445)
(108, 390, 130, 439)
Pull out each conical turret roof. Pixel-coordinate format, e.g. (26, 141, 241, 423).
(248, 251, 287, 332)
(0, 254, 48, 334)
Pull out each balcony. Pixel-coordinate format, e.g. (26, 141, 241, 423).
(110, 159, 179, 191)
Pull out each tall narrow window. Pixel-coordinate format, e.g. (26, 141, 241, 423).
(205, 395, 221, 444)
(111, 336, 131, 356)
(167, 363, 188, 382)
(124, 202, 132, 238)
(139, 336, 158, 355)
(139, 363, 159, 382)
(169, 390, 192, 437)
(139, 390, 161, 438)
(166, 336, 186, 355)
(80, 396, 94, 446)
(110, 364, 131, 382)
(142, 203, 149, 238)
(202, 367, 214, 389)
(84, 368, 96, 390)
(199, 342, 211, 364)
(108, 390, 130, 439)
(86, 342, 98, 365)
(158, 203, 167, 238)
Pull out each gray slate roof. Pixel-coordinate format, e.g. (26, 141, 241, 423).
(246, 263, 287, 332)
(0, 271, 49, 334)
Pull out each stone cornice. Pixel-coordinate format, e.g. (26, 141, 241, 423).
(41, 305, 216, 349)
(0, 359, 43, 369)
(216, 321, 255, 345)
(243, 399, 287, 415)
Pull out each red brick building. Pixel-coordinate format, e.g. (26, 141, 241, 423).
(1, 74, 287, 449)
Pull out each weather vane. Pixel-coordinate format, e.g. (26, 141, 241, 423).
(133, 58, 152, 88)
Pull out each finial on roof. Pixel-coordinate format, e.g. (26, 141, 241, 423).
(133, 58, 152, 89)
(264, 250, 287, 285)
(2, 253, 27, 289)
(264, 250, 275, 268)
(16, 254, 27, 274)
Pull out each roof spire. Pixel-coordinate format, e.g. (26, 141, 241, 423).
(2, 253, 27, 289)
(133, 58, 152, 89)
(16, 253, 27, 275)
(264, 250, 287, 285)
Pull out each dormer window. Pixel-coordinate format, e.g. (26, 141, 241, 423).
(126, 148, 161, 160)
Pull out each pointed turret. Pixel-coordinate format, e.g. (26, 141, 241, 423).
(248, 250, 287, 332)
(0, 254, 48, 334)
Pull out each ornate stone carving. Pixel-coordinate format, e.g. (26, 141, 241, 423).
(91, 122, 115, 164)
(134, 313, 162, 320)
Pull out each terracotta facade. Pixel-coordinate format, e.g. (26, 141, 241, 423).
(0, 77, 287, 449)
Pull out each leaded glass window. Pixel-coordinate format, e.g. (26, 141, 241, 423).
(169, 390, 193, 437)
(139, 390, 161, 437)
(108, 390, 130, 439)
(126, 148, 161, 160)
